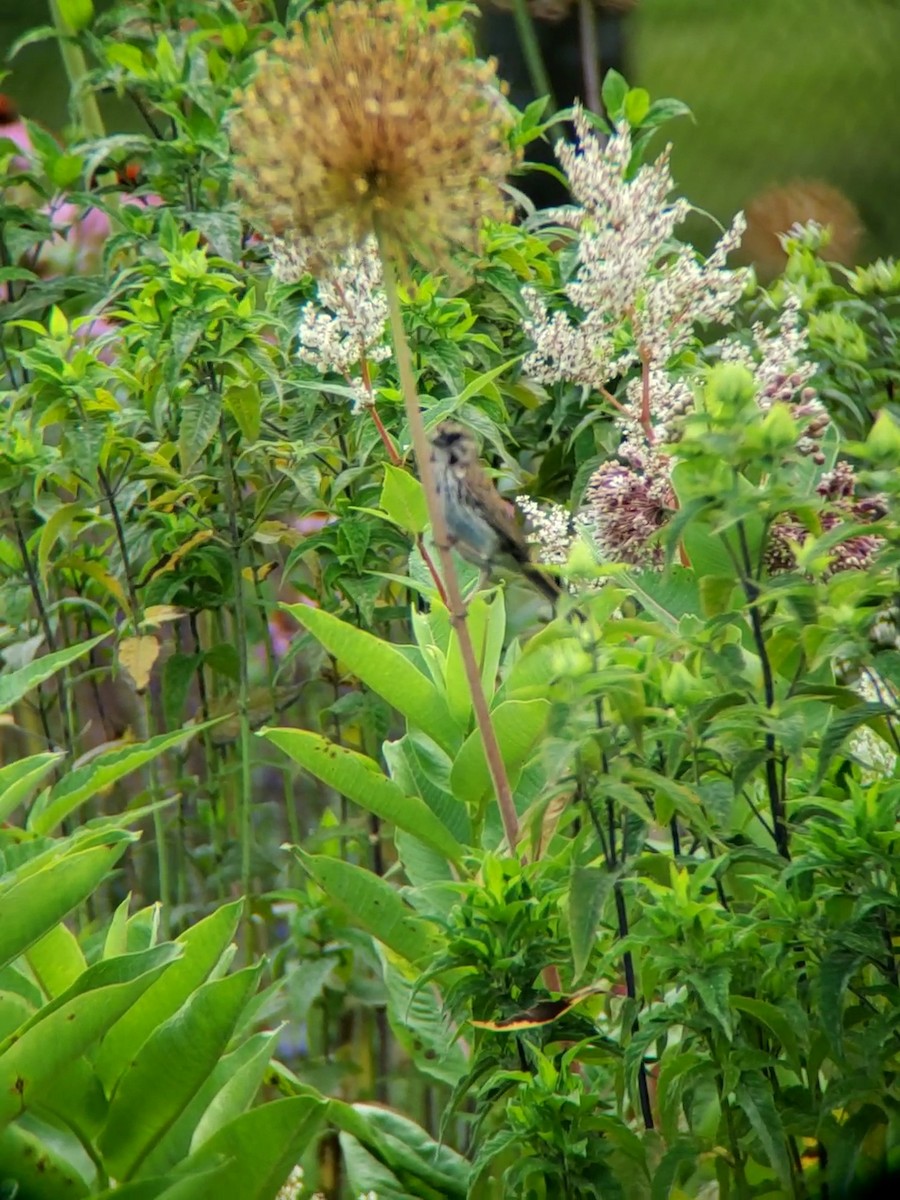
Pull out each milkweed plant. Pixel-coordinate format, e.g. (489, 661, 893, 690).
(1, 1, 899, 1197)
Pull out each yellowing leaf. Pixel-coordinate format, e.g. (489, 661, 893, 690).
(144, 529, 214, 582)
(251, 521, 302, 547)
(242, 562, 277, 583)
(119, 636, 160, 693)
(142, 605, 186, 627)
(58, 556, 130, 615)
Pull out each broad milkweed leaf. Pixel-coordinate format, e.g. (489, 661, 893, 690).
(260, 727, 465, 864)
(281, 603, 461, 753)
(292, 849, 442, 966)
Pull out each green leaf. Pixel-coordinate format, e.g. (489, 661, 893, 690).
(93, 1164, 232, 1200)
(25, 921, 86, 999)
(0, 751, 63, 823)
(261, 728, 465, 864)
(224, 383, 261, 444)
(282, 603, 461, 753)
(0, 1121, 91, 1197)
(178, 390, 222, 473)
(95, 900, 243, 1091)
(188, 1031, 279, 1153)
(569, 866, 614, 982)
(444, 593, 505, 727)
(380, 463, 427, 534)
(183, 1096, 326, 1200)
(651, 1136, 705, 1200)
(447, 356, 521, 410)
(340, 1136, 407, 1200)
(601, 69, 629, 121)
(449, 699, 551, 807)
(0, 841, 131, 973)
(103, 895, 132, 959)
(28, 725, 208, 834)
(98, 965, 261, 1180)
(380, 951, 466, 1087)
(187, 211, 243, 262)
(162, 652, 201, 728)
(138, 1030, 278, 1177)
(643, 97, 693, 129)
(655, 1051, 712, 1145)
(0, 948, 174, 1128)
(730, 995, 804, 1075)
(350, 1103, 470, 1197)
(0, 636, 106, 714)
(624, 87, 651, 126)
(688, 967, 733, 1040)
(818, 949, 863, 1057)
(383, 732, 469, 846)
(734, 1072, 794, 1192)
(56, 0, 94, 33)
(816, 701, 895, 783)
(293, 849, 442, 965)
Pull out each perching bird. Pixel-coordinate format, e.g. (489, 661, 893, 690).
(429, 422, 561, 603)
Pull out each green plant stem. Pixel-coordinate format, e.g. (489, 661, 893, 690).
(720, 1090, 752, 1200)
(255, 576, 302, 849)
(48, 0, 106, 139)
(218, 412, 255, 917)
(578, 0, 601, 114)
(510, 0, 557, 114)
(9, 505, 68, 751)
(376, 235, 519, 851)
(736, 521, 789, 860)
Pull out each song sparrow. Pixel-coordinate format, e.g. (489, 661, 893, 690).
(429, 422, 560, 603)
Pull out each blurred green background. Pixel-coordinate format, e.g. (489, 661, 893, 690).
(2, 0, 899, 260)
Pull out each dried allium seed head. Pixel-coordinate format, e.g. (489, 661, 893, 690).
(230, 0, 517, 270)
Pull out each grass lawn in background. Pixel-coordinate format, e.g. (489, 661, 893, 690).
(633, 0, 900, 257)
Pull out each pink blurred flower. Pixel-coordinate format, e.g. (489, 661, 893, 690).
(72, 315, 122, 365)
(0, 95, 32, 169)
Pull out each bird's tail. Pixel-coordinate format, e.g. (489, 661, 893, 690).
(522, 563, 563, 604)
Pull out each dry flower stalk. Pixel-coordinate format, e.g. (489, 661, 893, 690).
(230, 0, 516, 270)
(232, 0, 522, 848)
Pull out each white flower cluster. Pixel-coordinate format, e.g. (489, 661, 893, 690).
(719, 293, 816, 403)
(851, 671, 898, 780)
(296, 240, 390, 376)
(270, 233, 391, 412)
(523, 106, 748, 391)
(275, 1165, 305, 1200)
(517, 496, 575, 565)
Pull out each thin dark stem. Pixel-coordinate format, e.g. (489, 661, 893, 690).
(217, 396, 254, 915)
(721, 1090, 752, 1199)
(128, 89, 165, 140)
(736, 522, 789, 860)
(96, 464, 141, 622)
(614, 883, 654, 1130)
(9, 506, 70, 750)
